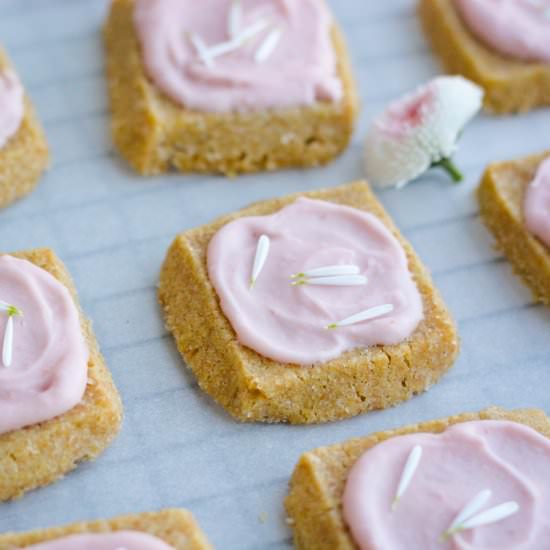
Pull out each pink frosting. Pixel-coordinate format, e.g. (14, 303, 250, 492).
(343, 420, 550, 549)
(133, 0, 342, 112)
(0, 255, 89, 435)
(207, 198, 423, 365)
(0, 69, 24, 149)
(454, 0, 550, 62)
(20, 531, 174, 550)
(524, 156, 550, 248)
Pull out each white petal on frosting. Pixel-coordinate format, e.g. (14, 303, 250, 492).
(363, 76, 483, 188)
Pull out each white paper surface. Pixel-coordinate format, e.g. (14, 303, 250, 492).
(1, 1, 549, 548)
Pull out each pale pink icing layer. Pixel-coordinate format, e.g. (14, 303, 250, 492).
(21, 531, 174, 550)
(454, 0, 550, 62)
(0, 69, 24, 149)
(0, 255, 89, 435)
(524, 157, 550, 248)
(343, 420, 550, 550)
(133, 0, 342, 112)
(207, 198, 423, 365)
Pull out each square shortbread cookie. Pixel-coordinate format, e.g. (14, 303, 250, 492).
(0, 508, 212, 549)
(418, 0, 550, 114)
(0, 248, 122, 501)
(478, 151, 550, 305)
(0, 49, 49, 209)
(159, 181, 459, 424)
(285, 407, 550, 549)
(103, 0, 359, 176)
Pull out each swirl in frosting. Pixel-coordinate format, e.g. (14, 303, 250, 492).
(454, 0, 550, 62)
(524, 156, 550, 248)
(343, 420, 550, 549)
(0, 68, 24, 149)
(133, 0, 342, 112)
(20, 532, 174, 550)
(207, 198, 423, 365)
(0, 255, 89, 435)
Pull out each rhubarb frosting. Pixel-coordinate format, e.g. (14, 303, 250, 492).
(207, 198, 423, 365)
(133, 0, 343, 112)
(524, 157, 550, 248)
(21, 532, 174, 550)
(454, 0, 550, 62)
(0, 255, 89, 435)
(343, 420, 550, 550)
(0, 68, 24, 149)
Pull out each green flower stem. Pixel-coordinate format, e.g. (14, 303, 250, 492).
(433, 157, 463, 183)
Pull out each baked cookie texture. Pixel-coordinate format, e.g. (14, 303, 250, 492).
(158, 181, 459, 424)
(0, 508, 212, 549)
(418, 0, 550, 114)
(285, 407, 550, 550)
(478, 151, 550, 305)
(0, 49, 49, 209)
(0, 249, 122, 501)
(103, 0, 359, 176)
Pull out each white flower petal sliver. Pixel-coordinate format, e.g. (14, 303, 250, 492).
(2, 315, 14, 368)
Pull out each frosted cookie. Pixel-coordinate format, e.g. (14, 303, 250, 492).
(103, 0, 358, 176)
(0, 509, 212, 549)
(285, 406, 550, 549)
(0, 249, 122, 501)
(418, 0, 550, 114)
(478, 151, 550, 304)
(0, 48, 49, 208)
(158, 181, 458, 424)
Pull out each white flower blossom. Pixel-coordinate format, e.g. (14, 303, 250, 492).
(364, 76, 484, 188)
